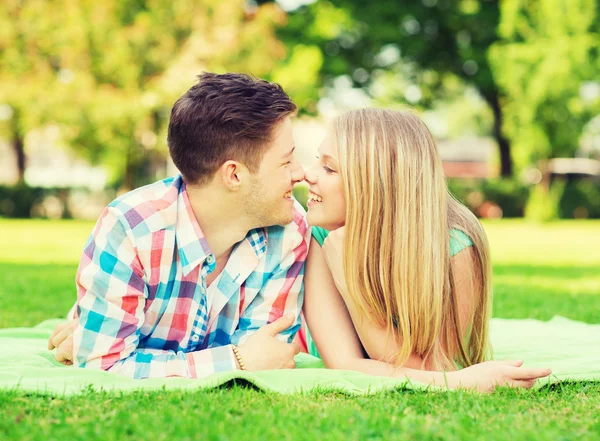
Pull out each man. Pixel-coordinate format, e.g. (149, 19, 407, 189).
(48, 72, 310, 379)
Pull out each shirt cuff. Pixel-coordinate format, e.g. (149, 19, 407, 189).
(186, 344, 238, 378)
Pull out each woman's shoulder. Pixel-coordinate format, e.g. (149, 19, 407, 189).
(311, 226, 330, 246)
(449, 228, 473, 257)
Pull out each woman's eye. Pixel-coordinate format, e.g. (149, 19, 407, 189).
(323, 166, 334, 174)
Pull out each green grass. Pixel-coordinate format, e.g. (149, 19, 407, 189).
(2, 386, 600, 441)
(1, 218, 599, 440)
(484, 220, 600, 324)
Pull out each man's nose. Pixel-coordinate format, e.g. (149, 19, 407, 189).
(291, 162, 305, 183)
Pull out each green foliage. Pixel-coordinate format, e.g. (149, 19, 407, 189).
(2, 0, 598, 190)
(292, 183, 309, 210)
(0, 185, 90, 219)
(278, 0, 502, 107)
(277, 0, 517, 173)
(279, 0, 600, 177)
(447, 178, 530, 218)
(525, 181, 565, 222)
(489, 0, 600, 170)
(0, 185, 46, 218)
(0, 0, 289, 188)
(559, 179, 600, 219)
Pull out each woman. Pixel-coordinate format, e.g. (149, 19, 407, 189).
(300, 108, 550, 391)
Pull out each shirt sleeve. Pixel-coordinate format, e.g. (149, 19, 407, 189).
(311, 226, 329, 247)
(232, 212, 311, 346)
(73, 206, 236, 379)
(449, 228, 474, 257)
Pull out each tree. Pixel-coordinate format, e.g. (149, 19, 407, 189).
(489, 0, 600, 170)
(0, 0, 82, 183)
(274, 0, 599, 176)
(274, 0, 517, 175)
(0, 0, 289, 189)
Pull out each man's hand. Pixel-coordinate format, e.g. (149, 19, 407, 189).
(47, 319, 77, 365)
(236, 314, 300, 371)
(449, 360, 552, 392)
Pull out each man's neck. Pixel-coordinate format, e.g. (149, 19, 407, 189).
(186, 183, 253, 259)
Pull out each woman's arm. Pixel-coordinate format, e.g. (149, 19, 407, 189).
(307, 234, 551, 391)
(303, 237, 365, 369)
(353, 246, 479, 366)
(446, 246, 479, 356)
(304, 238, 459, 385)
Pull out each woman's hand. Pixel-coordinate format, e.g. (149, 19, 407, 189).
(448, 360, 552, 392)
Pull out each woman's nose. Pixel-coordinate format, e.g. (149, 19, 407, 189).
(304, 166, 317, 184)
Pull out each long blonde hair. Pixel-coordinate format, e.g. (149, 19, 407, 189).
(334, 108, 492, 370)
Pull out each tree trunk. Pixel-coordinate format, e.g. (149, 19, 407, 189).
(11, 110, 26, 184)
(485, 92, 513, 178)
(123, 149, 135, 192)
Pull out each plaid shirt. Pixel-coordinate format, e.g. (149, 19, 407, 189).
(73, 175, 310, 379)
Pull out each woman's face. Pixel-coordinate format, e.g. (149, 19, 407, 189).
(304, 132, 346, 230)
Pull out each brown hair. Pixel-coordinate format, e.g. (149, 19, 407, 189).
(168, 72, 297, 185)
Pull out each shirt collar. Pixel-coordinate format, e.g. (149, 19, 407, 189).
(175, 177, 214, 276)
(174, 176, 268, 276)
(246, 227, 268, 259)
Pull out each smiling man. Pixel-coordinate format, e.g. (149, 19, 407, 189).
(48, 73, 310, 379)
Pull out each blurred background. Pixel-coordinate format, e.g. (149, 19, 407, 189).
(0, 0, 599, 221)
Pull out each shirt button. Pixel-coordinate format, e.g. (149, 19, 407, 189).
(206, 255, 215, 265)
(191, 335, 200, 342)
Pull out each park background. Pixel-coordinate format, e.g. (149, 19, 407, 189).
(0, 0, 599, 220)
(1, 1, 599, 440)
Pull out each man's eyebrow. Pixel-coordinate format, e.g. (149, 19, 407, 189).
(283, 146, 296, 157)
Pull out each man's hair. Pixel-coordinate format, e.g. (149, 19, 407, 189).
(167, 72, 297, 185)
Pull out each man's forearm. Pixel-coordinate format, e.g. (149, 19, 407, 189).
(77, 345, 239, 379)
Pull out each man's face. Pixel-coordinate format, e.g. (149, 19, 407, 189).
(244, 117, 304, 227)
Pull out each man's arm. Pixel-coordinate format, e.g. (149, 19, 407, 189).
(73, 206, 238, 379)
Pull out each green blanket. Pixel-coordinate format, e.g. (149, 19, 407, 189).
(1, 317, 598, 395)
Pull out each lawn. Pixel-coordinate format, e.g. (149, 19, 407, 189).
(1, 218, 599, 440)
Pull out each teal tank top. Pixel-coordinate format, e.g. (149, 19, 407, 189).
(311, 227, 473, 255)
(305, 227, 474, 358)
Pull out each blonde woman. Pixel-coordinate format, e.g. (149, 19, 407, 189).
(300, 108, 551, 392)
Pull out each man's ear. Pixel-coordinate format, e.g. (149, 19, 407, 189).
(219, 160, 249, 191)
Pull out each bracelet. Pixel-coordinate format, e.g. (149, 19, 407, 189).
(231, 344, 246, 371)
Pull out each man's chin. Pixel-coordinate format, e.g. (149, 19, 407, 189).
(274, 205, 296, 226)
(275, 213, 295, 227)
(255, 211, 294, 229)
